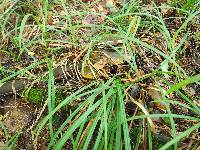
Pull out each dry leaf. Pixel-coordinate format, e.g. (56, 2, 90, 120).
(81, 65, 96, 79)
(148, 86, 166, 111)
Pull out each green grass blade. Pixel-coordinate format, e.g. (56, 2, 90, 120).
(117, 81, 131, 150)
(18, 14, 32, 53)
(73, 116, 88, 149)
(166, 74, 200, 94)
(53, 100, 102, 149)
(34, 81, 98, 145)
(47, 59, 55, 138)
(160, 99, 199, 115)
(116, 95, 122, 150)
(164, 98, 178, 150)
(173, 11, 200, 45)
(148, 123, 152, 150)
(47, 95, 96, 149)
(0, 60, 45, 84)
(0, 121, 9, 141)
(53, 84, 115, 149)
(93, 118, 104, 150)
(127, 114, 200, 122)
(159, 122, 200, 150)
(177, 90, 200, 114)
(6, 131, 21, 149)
(134, 126, 142, 150)
(102, 88, 108, 150)
(155, 5, 173, 51)
(130, 37, 187, 76)
(82, 107, 103, 150)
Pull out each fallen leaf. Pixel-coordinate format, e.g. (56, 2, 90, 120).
(148, 86, 166, 111)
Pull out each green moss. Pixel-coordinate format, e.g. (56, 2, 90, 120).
(27, 88, 45, 104)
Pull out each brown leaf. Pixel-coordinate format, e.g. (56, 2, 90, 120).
(148, 86, 166, 111)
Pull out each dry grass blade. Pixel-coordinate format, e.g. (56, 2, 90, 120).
(126, 93, 154, 129)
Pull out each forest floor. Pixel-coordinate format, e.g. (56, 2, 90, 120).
(0, 0, 200, 149)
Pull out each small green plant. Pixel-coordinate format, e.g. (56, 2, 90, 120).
(27, 87, 45, 104)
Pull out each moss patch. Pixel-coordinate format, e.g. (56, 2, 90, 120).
(27, 88, 46, 104)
